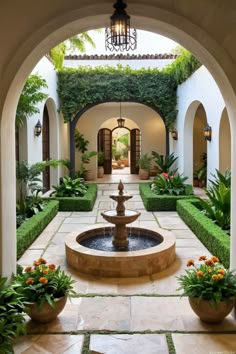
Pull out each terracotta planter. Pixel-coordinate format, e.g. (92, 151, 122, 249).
(189, 297, 234, 323)
(97, 166, 104, 178)
(26, 296, 67, 323)
(139, 169, 149, 180)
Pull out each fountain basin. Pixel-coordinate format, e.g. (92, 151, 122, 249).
(101, 209, 141, 224)
(65, 224, 176, 277)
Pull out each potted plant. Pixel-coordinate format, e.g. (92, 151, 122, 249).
(97, 151, 104, 178)
(13, 257, 76, 323)
(177, 255, 236, 323)
(81, 151, 97, 180)
(138, 153, 153, 180)
(0, 276, 26, 352)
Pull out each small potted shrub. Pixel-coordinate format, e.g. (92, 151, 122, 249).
(177, 255, 236, 323)
(13, 257, 76, 323)
(138, 154, 153, 180)
(97, 151, 104, 178)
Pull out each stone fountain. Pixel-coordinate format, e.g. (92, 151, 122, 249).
(65, 181, 176, 277)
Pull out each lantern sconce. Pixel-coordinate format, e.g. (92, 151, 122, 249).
(171, 129, 178, 140)
(203, 123, 212, 141)
(34, 120, 42, 137)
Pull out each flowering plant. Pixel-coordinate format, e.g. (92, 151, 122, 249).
(13, 258, 76, 308)
(151, 172, 193, 196)
(177, 256, 236, 303)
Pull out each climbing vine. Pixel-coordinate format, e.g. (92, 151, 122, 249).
(57, 50, 201, 129)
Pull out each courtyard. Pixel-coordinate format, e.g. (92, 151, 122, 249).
(13, 181, 236, 354)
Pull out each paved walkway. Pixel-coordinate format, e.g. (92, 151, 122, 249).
(14, 183, 236, 354)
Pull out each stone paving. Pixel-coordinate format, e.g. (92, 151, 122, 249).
(14, 183, 236, 354)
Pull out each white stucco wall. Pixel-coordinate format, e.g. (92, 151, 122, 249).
(175, 65, 226, 183)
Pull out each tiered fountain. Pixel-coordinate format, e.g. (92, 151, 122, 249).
(65, 181, 175, 277)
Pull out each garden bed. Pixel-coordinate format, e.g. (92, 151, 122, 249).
(48, 183, 97, 211)
(139, 183, 196, 211)
(17, 200, 59, 259)
(177, 199, 230, 267)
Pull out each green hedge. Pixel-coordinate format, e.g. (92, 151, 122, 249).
(48, 183, 97, 211)
(17, 200, 59, 260)
(177, 199, 230, 267)
(139, 183, 196, 211)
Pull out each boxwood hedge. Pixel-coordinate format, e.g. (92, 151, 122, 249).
(48, 183, 97, 211)
(139, 183, 196, 211)
(17, 200, 59, 259)
(177, 199, 230, 267)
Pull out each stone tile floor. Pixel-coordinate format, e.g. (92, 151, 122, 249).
(14, 182, 236, 354)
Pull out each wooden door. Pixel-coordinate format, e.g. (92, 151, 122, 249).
(98, 128, 112, 174)
(42, 106, 50, 192)
(130, 128, 141, 174)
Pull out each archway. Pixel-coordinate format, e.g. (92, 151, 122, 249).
(219, 108, 231, 173)
(193, 104, 207, 187)
(2, 2, 236, 275)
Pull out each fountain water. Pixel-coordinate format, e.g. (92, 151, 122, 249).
(65, 181, 176, 277)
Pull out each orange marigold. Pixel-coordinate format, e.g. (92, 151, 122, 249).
(24, 266, 32, 272)
(39, 277, 48, 285)
(212, 274, 218, 281)
(197, 271, 204, 277)
(48, 264, 56, 270)
(26, 278, 34, 285)
(211, 256, 219, 263)
(33, 260, 40, 266)
(198, 255, 207, 261)
(217, 274, 224, 280)
(186, 259, 194, 267)
(43, 269, 49, 274)
(208, 269, 213, 273)
(205, 259, 214, 266)
(217, 269, 225, 275)
(38, 257, 47, 264)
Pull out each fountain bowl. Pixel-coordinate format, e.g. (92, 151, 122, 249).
(65, 224, 176, 277)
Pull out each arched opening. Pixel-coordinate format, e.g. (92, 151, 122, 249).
(42, 106, 50, 192)
(219, 108, 231, 173)
(1, 2, 236, 275)
(193, 104, 207, 187)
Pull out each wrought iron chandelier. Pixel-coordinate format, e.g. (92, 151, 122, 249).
(105, 0, 137, 52)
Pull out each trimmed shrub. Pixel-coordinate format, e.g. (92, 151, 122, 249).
(177, 199, 230, 268)
(48, 183, 97, 211)
(139, 183, 196, 211)
(17, 200, 59, 259)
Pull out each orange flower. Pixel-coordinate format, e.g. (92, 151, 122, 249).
(39, 277, 48, 285)
(208, 269, 213, 273)
(211, 256, 219, 263)
(217, 269, 225, 275)
(197, 271, 204, 277)
(26, 278, 34, 285)
(48, 264, 56, 270)
(43, 269, 49, 274)
(33, 260, 40, 266)
(212, 274, 218, 281)
(24, 266, 32, 272)
(217, 274, 224, 280)
(38, 257, 47, 264)
(186, 259, 194, 267)
(205, 259, 214, 266)
(198, 255, 207, 261)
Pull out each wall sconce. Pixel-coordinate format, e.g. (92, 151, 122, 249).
(203, 123, 212, 141)
(171, 129, 178, 140)
(34, 119, 42, 137)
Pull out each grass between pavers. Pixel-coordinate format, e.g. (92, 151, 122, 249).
(177, 199, 230, 268)
(17, 200, 59, 260)
(46, 183, 97, 211)
(139, 183, 197, 211)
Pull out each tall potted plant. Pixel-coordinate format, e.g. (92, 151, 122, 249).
(138, 154, 152, 180)
(97, 151, 104, 178)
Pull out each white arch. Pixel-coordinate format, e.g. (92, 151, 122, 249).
(1, 2, 236, 275)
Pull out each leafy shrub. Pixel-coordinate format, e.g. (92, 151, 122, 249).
(151, 151, 178, 173)
(151, 172, 193, 196)
(0, 277, 26, 353)
(51, 176, 88, 197)
(138, 153, 153, 170)
(199, 169, 231, 231)
(16, 195, 46, 227)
